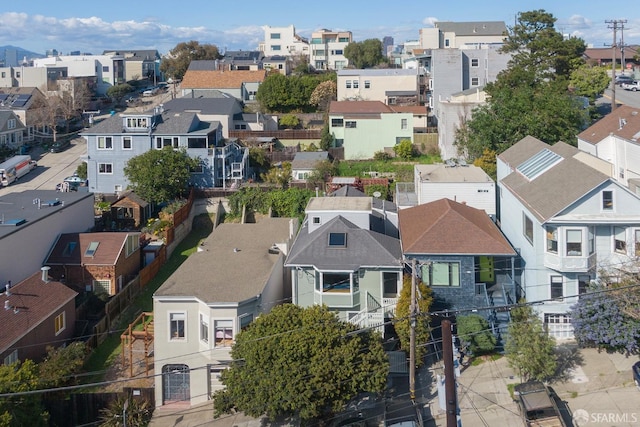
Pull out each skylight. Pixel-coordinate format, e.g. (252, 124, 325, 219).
(328, 232, 347, 247)
(516, 148, 562, 181)
(85, 242, 100, 257)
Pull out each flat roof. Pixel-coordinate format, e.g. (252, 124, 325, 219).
(306, 196, 372, 212)
(415, 164, 493, 183)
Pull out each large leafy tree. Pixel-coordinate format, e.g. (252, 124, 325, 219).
(257, 73, 335, 113)
(160, 40, 222, 81)
(569, 64, 610, 103)
(456, 314, 496, 356)
(505, 303, 557, 382)
(455, 10, 588, 161)
(0, 360, 49, 427)
(395, 274, 433, 368)
(571, 283, 640, 354)
(123, 147, 199, 204)
(212, 304, 389, 422)
(344, 39, 386, 69)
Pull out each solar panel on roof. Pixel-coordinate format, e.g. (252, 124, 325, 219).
(0, 94, 9, 102)
(516, 148, 562, 181)
(11, 100, 27, 107)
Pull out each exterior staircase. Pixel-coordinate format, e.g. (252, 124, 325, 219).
(488, 284, 511, 351)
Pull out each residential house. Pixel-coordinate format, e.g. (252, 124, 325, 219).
(1, 271, 77, 365)
(0, 110, 26, 149)
(260, 25, 309, 58)
(329, 100, 413, 160)
(33, 54, 126, 95)
(398, 198, 517, 336)
(180, 66, 267, 103)
(436, 86, 487, 160)
(285, 196, 402, 335)
(0, 190, 94, 286)
(81, 97, 249, 193)
(497, 136, 640, 339)
(328, 186, 399, 238)
(577, 105, 640, 192)
(419, 21, 507, 49)
(103, 49, 161, 83)
(583, 45, 639, 67)
(153, 217, 296, 407)
(395, 163, 495, 216)
(291, 151, 329, 182)
(0, 87, 47, 143)
(337, 69, 421, 105)
(44, 232, 141, 295)
(262, 55, 290, 75)
(309, 29, 352, 70)
(222, 50, 264, 71)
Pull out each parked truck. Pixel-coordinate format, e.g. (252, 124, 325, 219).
(0, 155, 38, 187)
(514, 381, 567, 427)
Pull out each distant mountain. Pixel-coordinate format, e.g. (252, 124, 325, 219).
(0, 45, 45, 65)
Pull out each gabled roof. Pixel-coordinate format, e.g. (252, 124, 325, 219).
(285, 216, 402, 270)
(112, 190, 149, 208)
(399, 198, 515, 255)
(45, 232, 138, 266)
(499, 137, 610, 222)
(435, 21, 507, 37)
(578, 105, 640, 145)
(181, 69, 267, 89)
(329, 101, 394, 114)
(291, 151, 329, 169)
(0, 272, 77, 352)
(162, 96, 242, 116)
(0, 110, 25, 131)
(583, 46, 639, 61)
(155, 218, 294, 303)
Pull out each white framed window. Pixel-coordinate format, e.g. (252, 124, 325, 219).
(383, 271, 399, 296)
(523, 213, 533, 244)
(614, 226, 627, 254)
(544, 313, 573, 339)
(353, 80, 359, 89)
(578, 275, 590, 297)
(345, 121, 357, 128)
(364, 80, 371, 89)
(566, 229, 582, 256)
(4, 349, 18, 366)
(401, 119, 408, 130)
(125, 117, 148, 128)
(97, 136, 113, 150)
(125, 234, 139, 257)
(272, 45, 281, 51)
(635, 229, 640, 256)
(200, 314, 209, 344)
(345, 80, 352, 89)
(312, 216, 321, 224)
(546, 226, 558, 253)
(7, 119, 16, 129)
(122, 136, 132, 150)
(331, 118, 344, 127)
(550, 276, 563, 300)
(170, 312, 186, 340)
(422, 262, 460, 287)
(319, 272, 358, 293)
(471, 77, 479, 86)
(270, 33, 281, 39)
(54, 312, 66, 336)
(98, 163, 113, 174)
(214, 320, 234, 347)
(589, 227, 595, 254)
(471, 58, 479, 67)
(156, 137, 179, 149)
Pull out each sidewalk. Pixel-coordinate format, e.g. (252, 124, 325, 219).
(425, 345, 639, 426)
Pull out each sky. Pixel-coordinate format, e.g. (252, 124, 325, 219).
(0, 0, 638, 56)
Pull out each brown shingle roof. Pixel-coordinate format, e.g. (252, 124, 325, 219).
(578, 105, 640, 145)
(181, 70, 267, 89)
(45, 232, 136, 265)
(584, 46, 639, 61)
(329, 100, 394, 114)
(0, 273, 77, 351)
(390, 105, 429, 114)
(398, 198, 515, 255)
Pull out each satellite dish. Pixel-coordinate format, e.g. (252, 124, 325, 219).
(373, 191, 382, 198)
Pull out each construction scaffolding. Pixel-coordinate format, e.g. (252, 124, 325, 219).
(121, 311, 154, 378)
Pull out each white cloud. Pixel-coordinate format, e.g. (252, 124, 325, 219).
(422, 17, 438, 27)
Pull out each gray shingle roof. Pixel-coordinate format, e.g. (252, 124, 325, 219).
(285, 216, 402, 270)
(499, 138, 609, 222)
(291, 151, 329, 169)
(435, 21, 507, 37)
(154, 218, 294, 303)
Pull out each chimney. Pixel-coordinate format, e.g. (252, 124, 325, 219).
(41, 266, 51, 283)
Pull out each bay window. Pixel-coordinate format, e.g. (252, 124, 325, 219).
(566, 230, 582, 256)
(546, 226, 558, 253)
(614, 227, 627, 254)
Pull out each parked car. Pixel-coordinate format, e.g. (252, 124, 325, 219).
(615, 75, 635, 86)
(633, 361, 640, 390)
(622, 81, 640, 91)
(142, 87, 159, 97)
(50, 139, 71, 153)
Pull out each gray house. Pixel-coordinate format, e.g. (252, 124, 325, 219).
(82, 97, 249, 193)
(398, 198, 517, 337)
(285, 196, 403, 335)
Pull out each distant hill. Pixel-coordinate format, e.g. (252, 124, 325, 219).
(0, 45, 45, 65)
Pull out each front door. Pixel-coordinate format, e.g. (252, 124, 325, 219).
(162, 364, 190, 404)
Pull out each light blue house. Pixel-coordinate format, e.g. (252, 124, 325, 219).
(82, 98, 249, 194)
(497, 136, 640, 339)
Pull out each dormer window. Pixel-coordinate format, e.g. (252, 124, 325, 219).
(602, 191, 613, 210)
(328, 232, 346, 247)
(125, 117, 149, 129)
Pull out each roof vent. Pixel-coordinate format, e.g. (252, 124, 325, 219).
(41, 266, 51, 283)
(4, 300, 10, 311)
(5, 281, 11, 296)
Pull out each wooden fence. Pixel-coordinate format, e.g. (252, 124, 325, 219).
(230, 129, 322, 140)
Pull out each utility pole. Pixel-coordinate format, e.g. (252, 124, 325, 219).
(606, 19, 626, 112)
(409, 258, 416, 401)
(442, 318, 457, 427)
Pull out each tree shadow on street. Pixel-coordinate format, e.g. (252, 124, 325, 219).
(552, 343, 585, 383)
